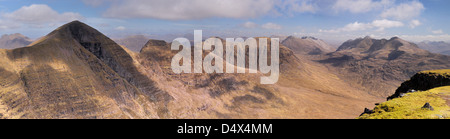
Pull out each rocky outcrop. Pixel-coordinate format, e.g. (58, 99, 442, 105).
(387, 70, 450, 100)
(422, 102, 434, 111)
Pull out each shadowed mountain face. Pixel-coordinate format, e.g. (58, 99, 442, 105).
(318, 36, 450, 97)
(0, 33, 33, 49)
(0, 21, 382, 119)
(0, 21, 173, 118)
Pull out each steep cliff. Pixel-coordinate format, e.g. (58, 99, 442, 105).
(388, 69, 450, 100)
(359, 69, 450, 119)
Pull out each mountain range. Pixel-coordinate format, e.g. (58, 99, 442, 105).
(316, 36, 450, 97)
(0, 21, 449, 119)
(417, 41, 450, 56)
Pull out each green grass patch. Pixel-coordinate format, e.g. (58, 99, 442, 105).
(419, 69, 450, 76)
(359, 86, 450, 119)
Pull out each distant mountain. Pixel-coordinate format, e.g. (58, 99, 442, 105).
(281, 36, 336, 55)
(417, 41, 450, 55)
(269, 35, 289, 42)
(319, 36, 450, 97)
(0, 33, 33, 49)
(114, 35, 150, 52)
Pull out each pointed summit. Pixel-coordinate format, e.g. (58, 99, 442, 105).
(282, 36, 335, 55)
(38, 20, 173, 113)
(363, 36, 372, 40)
(48, 20, 110, 45)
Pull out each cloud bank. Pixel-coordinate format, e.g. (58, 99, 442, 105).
(0, 4, 84, 29)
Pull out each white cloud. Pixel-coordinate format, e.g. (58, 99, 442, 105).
(341, 22, 372, 31)
(400, 34, 450, 42)
(100, 0, 323, 20)
(103, 0, 275, 20)
(380, 1, 424, 20)
(332, 0, 425, 21)
(320, 19, 403, 33)
(2, 4, 84, 25)
(242, 21, 258, 28)
(115, 26, 126, 31)
(371, 19, 404, 31)
(241, 22, 282, 29)
(320, 22, 371, 33)
(432, 29, 444, 34)
(0, 19, 20, 30)
(409, 20, 421, 28)
(281, 0, 318, 14)
(332, 0, 392, 13)
(261, 23, 282, 30)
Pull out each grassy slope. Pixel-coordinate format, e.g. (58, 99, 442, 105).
(420, 69, 450, 76)
(359, 86, 450, 119)
(360, 69, 450, 119)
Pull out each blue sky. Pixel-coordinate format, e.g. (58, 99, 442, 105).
(0, 0, 449, 43)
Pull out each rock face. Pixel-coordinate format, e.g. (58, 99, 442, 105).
(422, 102, 434, 111)
(0, 33, 32, 49)
(359, 108, 374, 116)
(387, 70, 450, 100)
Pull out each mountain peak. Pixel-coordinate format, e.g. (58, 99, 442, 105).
(0, 33, 32, 49)
(53, 20, 98, 36)
(55, 20, 91, 32)
(282, 35, 335, 54)
(301, 36, 318, 40)
(43, 20, 118, 52)
(389, 36, 400, 40)
(363, 36, 372, 40)
(336, 36, 430, 60)
(65, 20, 83, 25)
(285, 36, 319, 40)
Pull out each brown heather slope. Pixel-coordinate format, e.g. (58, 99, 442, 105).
(138, 37, 381, 118)
(0, 21, 381, 119)
(0, 21, 160, 118)
(317, 36, 450, 97)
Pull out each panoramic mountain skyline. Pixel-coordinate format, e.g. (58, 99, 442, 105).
(0, 0, 449, 43)
(1, 0, 449, 120)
